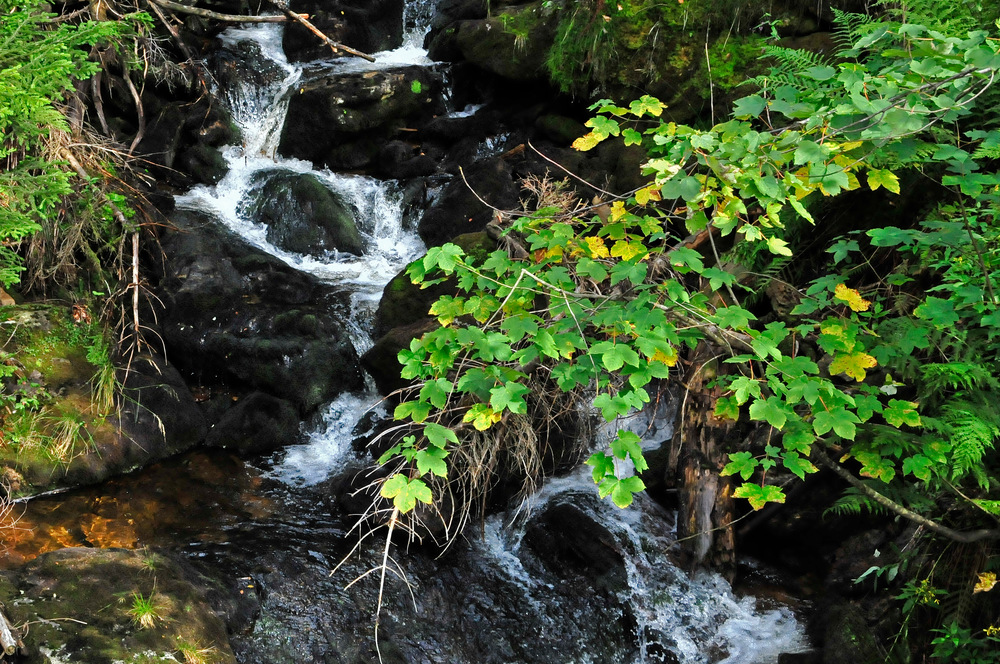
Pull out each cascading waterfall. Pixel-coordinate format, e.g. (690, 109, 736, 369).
(169, 3, 812, 661)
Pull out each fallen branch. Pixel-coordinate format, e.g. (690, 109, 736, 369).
(811, 446, 1000, 544)
(264, 0, 376, 62)
(0, 608, 19, 656)
(149, 0, 292, 23)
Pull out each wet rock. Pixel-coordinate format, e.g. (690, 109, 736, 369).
(280, 65, 445, 170)
(158, 210, 364, 413)
(417, 157, 520, 246)
(240, 170, 364, 256)
(362, 318, 438, 395)
(0, 548, 236, 664)
(284, 0, 405, 62)
(372, 231, 495, 339)
(523, 501, 629, 594)
(178, 143, 229, 185)
(429, 2, 558, 81)
(205, 391, 301, 456)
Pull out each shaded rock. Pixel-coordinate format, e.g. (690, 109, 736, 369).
(372, 231, 495, 339)
(0, 548, 235, 664)
(240, 170, 363, 256)
(140, 102, 186, 170)
(524, 501, 629, 593)
(284, 0, 405, 62)
(417, 157, 520, 246)
(429, 3, 559, 81)
(361, 318, 438, 396)
(178, 143, 229, 185)
(205, 391, 301, 456)
(280, 65, 445, 170)
(158, 210, 364, 413)
(535, 113, 586, 145)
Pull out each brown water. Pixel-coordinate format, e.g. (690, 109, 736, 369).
(0, 450, 274, 569)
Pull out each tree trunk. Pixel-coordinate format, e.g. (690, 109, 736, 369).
(671, 341, 739, 579)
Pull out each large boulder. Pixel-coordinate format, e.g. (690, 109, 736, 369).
(158, 210, 364, 414)
(417, 157, 520, 246)
(240, 170, 364, 256)
(0, 548, 237, 664)
(279, 65, 445, 171)
(284, 0, 405, 61)
(205, 391, 301, 456)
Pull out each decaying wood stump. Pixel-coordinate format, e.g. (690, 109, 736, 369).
(670, 342, 744, 579)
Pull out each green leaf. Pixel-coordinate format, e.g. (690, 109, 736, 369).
(914, 297, 960, 327)
(490, 381, 530, 414)
(722, 451, 757, 480)
(902, 454, 933, 481)
(415, 447, 449, 477)
(714, 395, 740, 421)
(884, 400, 921, 428)
(866, 168, 901, 194)
(394, 400, 432, 423)
(730, 376, 763, 405)
(622, 128, 643, 146)
(419, 378, 453, 409)
(611, 475, 646, 508)
(813, 407, 860, 440)
(782, 452, 818, 480)
(733, 483, 786, 510)
(749, 396, 790, 429)
(732, 95, 766, 119)
(794, 139, 831, 165)
(585, 452, 615, 483)
(380, 475, 433, 513)
(586, 115, 621, 138)
(423, 421, 460, 448)
(611, 430, 648, 472)
(629, 95, 665, 117)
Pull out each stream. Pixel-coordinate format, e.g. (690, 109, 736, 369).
(1, 2, 813, 662)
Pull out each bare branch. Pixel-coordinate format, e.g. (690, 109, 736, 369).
(149, 0, 292, 23)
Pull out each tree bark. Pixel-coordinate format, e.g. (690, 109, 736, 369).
(671, 342, 740, 578)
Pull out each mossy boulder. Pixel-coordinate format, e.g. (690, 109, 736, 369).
(428, 2, 559, 82)
(0, 548, 236, 664)
(240, 170, 364, 256)
(0, 306, 206, 498)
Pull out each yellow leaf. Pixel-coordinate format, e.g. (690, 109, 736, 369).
(650, 346, 678, 367)
(839, 141, 863, 152)
(834, 283, 871, 312)
(829, 352, 878, 381)
(975, 572, 997, 594)
(610, 240, 646, 260)
(572, 132, 602, 152)
(821, 321, 846, 338)
(583, 236, 610, 259)
(610, 201, 627, 222)
(635, 185, 661, 206)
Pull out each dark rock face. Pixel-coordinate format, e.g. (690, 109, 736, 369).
(158, 210, 364, 414)
(280, 65, 446, 170)
(284, 0, 405, 62)
(0, 548, 237, 664)
(428, 3, 559, 81)
(240, 170, 364, 256)
(205, 391, 301, 455)
(361, 318, 438, 395)
(417, 157, 520, 246)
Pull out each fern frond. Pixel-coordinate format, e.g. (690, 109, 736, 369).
(939, 400, 1000, 483)
(921, 362, 998, 394)
(749, 45, 834, 93)
(825, 487, 890, 518)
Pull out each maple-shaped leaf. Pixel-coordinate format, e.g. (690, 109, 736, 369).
(834, 283, 871, 312)
(582, 235, 610, 258)
(380, 475, 433, 513)
(829, 351, 878, 381)
(733, 483, 786, 510)
(572, 132, 602, 151)
(867, 168, 901, 194)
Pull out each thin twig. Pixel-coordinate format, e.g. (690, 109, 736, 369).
(149, 0, 292, 23)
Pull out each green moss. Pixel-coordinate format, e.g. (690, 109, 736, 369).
(544, 0, 776, 97)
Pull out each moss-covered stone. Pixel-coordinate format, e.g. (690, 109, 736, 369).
(0, 548, 235, 664)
